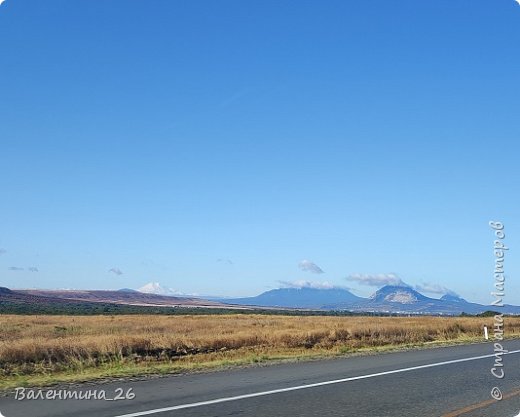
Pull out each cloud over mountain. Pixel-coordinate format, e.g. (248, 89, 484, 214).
(414, 282, 459, 296)
(279, 280, 337, 290)
(347, 273, 407, 287)
(108, 267, 123, 276)
(298, 260, 324, 274)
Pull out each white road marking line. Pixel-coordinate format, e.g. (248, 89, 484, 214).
(113, 349, 520, 417)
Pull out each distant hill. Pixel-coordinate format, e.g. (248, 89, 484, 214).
(223, 287, 362, 309)
(440, 294, 466, 303)
(0, 286, 13, 295)
(0, 287, 125, 314)
(0, 287, 246, 315)
(16, 289, 223, 308)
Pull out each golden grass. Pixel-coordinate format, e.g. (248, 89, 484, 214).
(1, 314, 519, 389)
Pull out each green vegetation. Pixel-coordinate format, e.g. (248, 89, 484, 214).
(0, 299, 407, 316)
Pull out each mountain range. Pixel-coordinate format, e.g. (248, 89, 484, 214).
(222, 285, 520, 315)
(2, 282, 519, 316)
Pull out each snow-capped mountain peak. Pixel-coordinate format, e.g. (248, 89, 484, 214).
(138, 282, 183, 296)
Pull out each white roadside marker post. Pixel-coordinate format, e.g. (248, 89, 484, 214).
(484, 326, 489, 340)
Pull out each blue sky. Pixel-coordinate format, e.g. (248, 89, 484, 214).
(1, 0, 519, 304)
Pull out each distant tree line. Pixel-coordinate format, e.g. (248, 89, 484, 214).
(0, 300, 433, 317)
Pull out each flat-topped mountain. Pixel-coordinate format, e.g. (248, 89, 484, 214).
(224, 287, 362, 309)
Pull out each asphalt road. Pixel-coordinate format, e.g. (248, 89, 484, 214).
(1, 340, 520, 417)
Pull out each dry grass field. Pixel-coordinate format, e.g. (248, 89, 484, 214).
(1, 314, 519, 389)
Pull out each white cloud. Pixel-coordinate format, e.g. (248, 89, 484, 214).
(347, 273, 407, 287)
(298, 260, 324, 274)
(8, 266, 24, 271)
(415, 282, 458, 296)
(108, 267, 123, 276)
(28, 267, 39, 272)
(0, 0, 7, 6)
(0, 248, 6, 256)
(279, 280, 338, 290)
